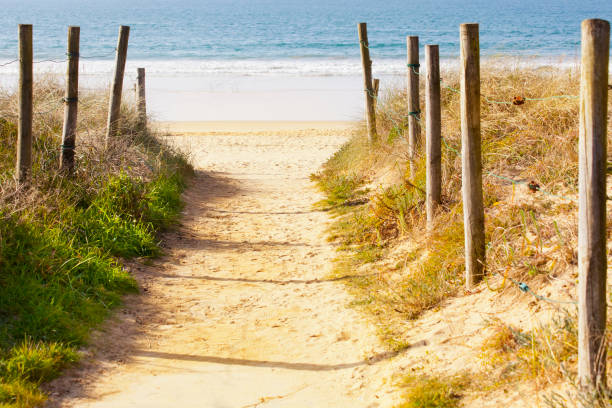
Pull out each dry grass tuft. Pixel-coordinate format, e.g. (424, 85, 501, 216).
(394, 373, 469, 408)
(0, 78, 189, 215)
(315, 64, 612, 405)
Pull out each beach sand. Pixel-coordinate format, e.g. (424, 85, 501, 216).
(45, 121, 400, 408)
(154, 120, 356, 134)
(43, 118, 562, 408)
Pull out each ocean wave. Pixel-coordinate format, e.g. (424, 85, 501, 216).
(0, 56, 580, 78)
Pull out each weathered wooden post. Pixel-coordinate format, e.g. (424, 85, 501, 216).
(105, 25, 130, 144)
(460, 23, 485, 289)
(407, 36, 420, 178)
(358, 22, 377, 143)
(425, 45, 441, 230)
(60, 26, 80, 172)
(372, 78, 380, 109)
(16, 24, 33, 183)
(137, 67, 146, 129)
(373, 78, 380, 98)
(578, 18, 609, 391)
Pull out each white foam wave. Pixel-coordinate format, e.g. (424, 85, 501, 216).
(0, 55, 581, 79)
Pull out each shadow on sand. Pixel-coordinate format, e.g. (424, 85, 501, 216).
(43, 170, 242, 406)
(143, 268, 378, 285)
(43, 169, 407, 406)
(130, 342, 427, 372)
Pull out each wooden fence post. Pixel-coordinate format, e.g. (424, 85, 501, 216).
(425, 44, 441, 230)
(372, 78, 380, 109)
(16, 24, 33, 183)
(460, 23, 485, 289)
(105, 25, 130, 144)
(60, 26, 80, 172)
(137, 67, 146, 129)
(358, 22, 377, 143)
(578, 18, 609, 391)
(407, 36, 420, 178)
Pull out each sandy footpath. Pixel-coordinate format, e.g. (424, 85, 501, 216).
(45, 121, 400, 408)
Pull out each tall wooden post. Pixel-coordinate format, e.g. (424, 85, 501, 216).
(358, 22, 376, 143)
(137, 67, 146, 129)
(460, 23, 485, 289)
(578, 18, 609, 390)
(407, 36, 420, 178)
(16, 24, 33, 183)
(105, 25, 130, 144)
(425, 45, 441, 230)
(60, 26, 80, 172)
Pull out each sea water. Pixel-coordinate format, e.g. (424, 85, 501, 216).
(0, 0, 610, 120)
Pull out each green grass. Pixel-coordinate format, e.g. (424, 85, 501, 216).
(0, 165, 189, 406)
(397, 211, 464, 319)
(63, 171, 186, 258)
(315, 133, 463, 328)
(0, 339, 79, 406)
(395, 374, 468, 408)
(0, 89, 192, 407)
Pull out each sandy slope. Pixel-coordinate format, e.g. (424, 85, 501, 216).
(45, 122, 402, 408)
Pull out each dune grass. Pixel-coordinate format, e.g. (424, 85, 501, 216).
(394, 374, 469, 408)
(314, 64, 611, 405)
(0, 80, 192, 407)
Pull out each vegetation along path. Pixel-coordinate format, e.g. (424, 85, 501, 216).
(46, 123, 400, 407)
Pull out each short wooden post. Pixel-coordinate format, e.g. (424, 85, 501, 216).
(407, 36, 420, 178)
(460, 23, 485, 289)
(105, 25, 130, 144)
(60, 26, 80, 172)
(136, 67, 146, 129)
(358, 22, 377, 143)
(371, 78, 380, 110)
(578, 18, 609, 390)
(425, 45, 441, 230)
(16, 24, 33, 183)
(372, 78, 380, 109)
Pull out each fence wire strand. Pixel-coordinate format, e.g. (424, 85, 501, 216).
(353, 44, 598, 310)
(407, 63, 579, 104)
(491, 269, 578, 306)
(0, 49, 118, 68)
(394, 58, 580, 201)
